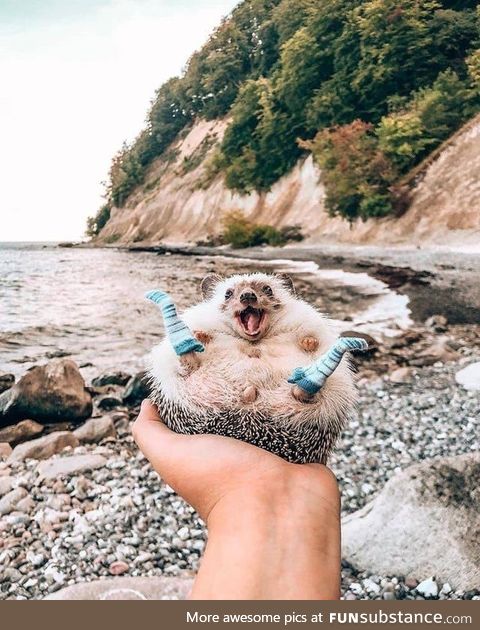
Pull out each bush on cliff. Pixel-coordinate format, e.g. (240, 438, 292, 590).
(302, 121, 396, 222)
(378, 69, 479, 172)
(221, 211, 303, 248)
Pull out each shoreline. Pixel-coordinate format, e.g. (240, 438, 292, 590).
(118, 241, 480, 325)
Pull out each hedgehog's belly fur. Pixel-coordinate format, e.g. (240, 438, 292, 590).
(151, 391, 346, 464)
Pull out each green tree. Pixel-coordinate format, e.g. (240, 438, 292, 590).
(466, 49, 480, 89)
(304, 120, 396, 221)
(274, 28, 325, 118)
(86, 204, 111, 238)
(377, 70, 475, 171)
(271, 0, 316, 45)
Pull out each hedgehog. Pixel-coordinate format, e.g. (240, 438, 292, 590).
(146, 273, 367, 464)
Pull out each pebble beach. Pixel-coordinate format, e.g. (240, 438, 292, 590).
(1, 244, 479, 600)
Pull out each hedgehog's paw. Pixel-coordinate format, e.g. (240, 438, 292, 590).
(291, 384, 315, 403)
(194, 330, 213, 345)
(241, 385, 258, 404)
(179, 351, 201, 376)
(299, 336, 319, 353)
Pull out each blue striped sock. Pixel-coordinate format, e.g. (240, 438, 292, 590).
(288, 337, 368, 395)
(145, 290, 205, 356)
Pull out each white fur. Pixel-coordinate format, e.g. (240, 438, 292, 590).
(148, 273, 357, 425)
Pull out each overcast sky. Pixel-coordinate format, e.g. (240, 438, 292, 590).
(0, 0, 239, 241)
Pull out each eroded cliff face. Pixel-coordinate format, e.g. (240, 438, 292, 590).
(98, 115, 480, 248)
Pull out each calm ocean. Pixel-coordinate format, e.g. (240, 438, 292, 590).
(0, 243, 406, 381)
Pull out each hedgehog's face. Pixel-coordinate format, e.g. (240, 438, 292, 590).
(201, 273, 295, 342)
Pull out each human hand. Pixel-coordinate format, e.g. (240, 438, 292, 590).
(132, 400, 341, 599)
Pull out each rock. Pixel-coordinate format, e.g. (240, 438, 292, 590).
(74, 416, 116, 443)
(2, 567, 22, 583)
(344, 592, 357, 601)
(440, 582, 452, 595)
(0, 487, 28, 515)
(109, 412, 131, 435)
(0, 476, 13, 497)
(405, 576, 419, 590)
(386, 330, 423, 349)
(0, 419, 44, 445)
(0, 360, 92, 426)
(109, 560, 129, 576)
(342, 452, 480, 591)
(43, 576, 193, 600)
(0, 443, 12, 459)
(455, 362, 480, 391)
(92, 371, 131, 387)
(8, 431, 79, 462)
(122, 371, 150, 405)
(4, 512, 30, 527)
(425, 315, 448, 332)
(389, 367, 414, 384)
(16, 495, 36, 513)
(409, 337, 459, 367)
(0, 373, 15, 395)
(96, 394, 123, 410)
(37, 453, 106, 479)
(46, 350, 70, 359)
(44, 566, 66, 584)
(363, 578, 381, 594)
(464, 590, 478, 600)
(416, 577, 439, 598)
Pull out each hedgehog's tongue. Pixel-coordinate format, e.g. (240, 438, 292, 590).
(241, 308, 262, 334)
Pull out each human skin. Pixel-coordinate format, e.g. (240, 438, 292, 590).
(132, 400, 341, 600)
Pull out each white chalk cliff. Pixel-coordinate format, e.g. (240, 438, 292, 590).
(98, 114, 480, 248)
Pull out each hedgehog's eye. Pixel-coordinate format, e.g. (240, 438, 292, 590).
(225, 289, 233, 300)
(262, 285, 273, 296)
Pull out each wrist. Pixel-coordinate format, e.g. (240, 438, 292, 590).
(207, 464, 340, 531)
(191, 466, 341, 600)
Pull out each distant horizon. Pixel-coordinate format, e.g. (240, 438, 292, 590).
(1, 0, 239, 242)
(0, 240, 73, 243)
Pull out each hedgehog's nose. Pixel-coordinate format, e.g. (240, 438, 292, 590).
(240, 291, 257, 304)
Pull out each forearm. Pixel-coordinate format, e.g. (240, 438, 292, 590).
(190, 478, 341, 600)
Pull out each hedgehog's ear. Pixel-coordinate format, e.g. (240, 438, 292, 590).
(276, 273, 295, 295)
(201, 273, 223, 298)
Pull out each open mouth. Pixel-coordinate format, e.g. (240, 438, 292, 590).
(237, 306, 266, 337)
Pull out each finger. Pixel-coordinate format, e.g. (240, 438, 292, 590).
(136, 398, 164, 423)
(132, 399, 192, 483)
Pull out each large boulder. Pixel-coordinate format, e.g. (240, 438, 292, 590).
(37, 453, 106, 479)
(0, 373, 15, 395)
(91, 371, 131, 387)
(8, 431, 79, 463)
(455, 362, 480, 391)
(0, 419, 44, 445)
(74, 416, 116, 443)
(342, 453, 480, 591)
(0, 360, 92, 427)
(122, 371, 150, 406)
(44, 576, 193, 600)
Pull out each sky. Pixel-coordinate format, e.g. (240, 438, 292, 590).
(0, 0, 239, 241)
